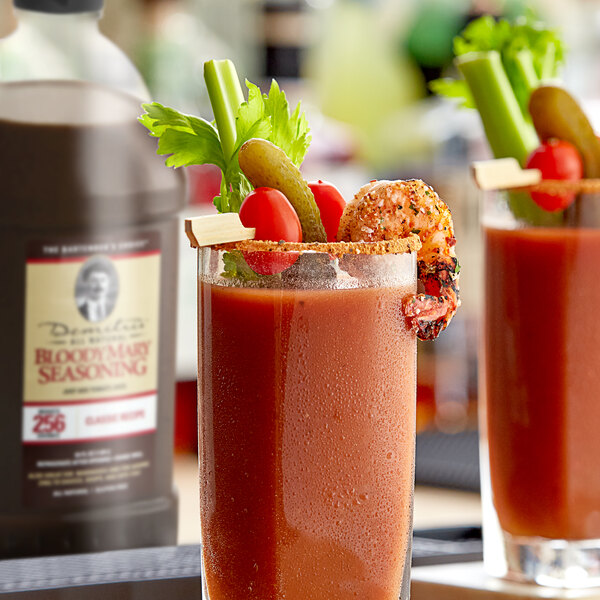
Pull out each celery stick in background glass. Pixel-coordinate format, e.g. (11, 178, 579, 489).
(455, 51, 537, 166)
(432, 13, 565, 224)
(432, 13, 565, 156)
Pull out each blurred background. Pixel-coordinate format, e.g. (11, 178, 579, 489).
(2, 0, 598, 542)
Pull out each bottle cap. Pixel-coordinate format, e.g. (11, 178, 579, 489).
(14, 0, 104, 13)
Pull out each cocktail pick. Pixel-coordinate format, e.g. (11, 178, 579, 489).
(471, 158, 542, 190)
(471, 157, 600, 194)
(185, 213, 256, 248)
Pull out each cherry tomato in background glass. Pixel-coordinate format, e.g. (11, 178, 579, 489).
(308, 180, 346, 242)
(238, 187, 302, 275)
(525, 139, 584, 211)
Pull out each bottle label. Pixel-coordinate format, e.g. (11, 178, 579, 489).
(21, 235, 161, 508)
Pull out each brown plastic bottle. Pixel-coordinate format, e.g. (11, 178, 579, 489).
(0, 3, 185, 559)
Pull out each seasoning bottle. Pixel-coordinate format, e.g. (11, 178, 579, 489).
(0, 0, 185, 558)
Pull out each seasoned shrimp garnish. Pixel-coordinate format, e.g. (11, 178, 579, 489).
(338, 179, 459, 340)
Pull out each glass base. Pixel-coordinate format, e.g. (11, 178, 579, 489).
(502, 533, 600, 588)
(201, 542, 413, 599)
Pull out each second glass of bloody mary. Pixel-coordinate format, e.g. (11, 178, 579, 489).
(197, 240, 419, 600)
(481, 186, 600, 588)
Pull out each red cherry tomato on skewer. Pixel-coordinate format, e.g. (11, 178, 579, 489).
(239, 187, 302, 275)
(525, 139, 583, 212)
(308, 180, 346, 242)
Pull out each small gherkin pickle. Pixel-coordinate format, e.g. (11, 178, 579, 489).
(529, 86, 600, 178)
(238, 138, 327, 242)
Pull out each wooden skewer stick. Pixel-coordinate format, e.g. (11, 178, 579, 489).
(471, 158, 541, 190)
(185, 213, 256, 248)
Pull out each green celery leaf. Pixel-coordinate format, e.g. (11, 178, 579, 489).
(221, 250, 284, 283)
(235, 81, 271, 144)
(263, 80, 311, 166)
(138, 113, 161, 135)
(140, 102, 225, 170)
(429, 78, 475, 109)
(222, 251, 261, 280)
(222, 163, 254, 213)
(453, 15, 508, 55)
(212, 176, 231, 213)
(451, 13, 565, 79)
(156, 129, 222, 168)
(142, 102, 219, 139)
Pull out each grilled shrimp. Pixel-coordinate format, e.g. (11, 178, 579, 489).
(337, 179, 459, 341)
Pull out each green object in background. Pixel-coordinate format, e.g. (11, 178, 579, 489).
(304, 0, 427, 168)
(405, 0, 466, 68)
(503, 0, 536, 21)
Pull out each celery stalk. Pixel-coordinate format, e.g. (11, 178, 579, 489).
(510, 50, 539, 119)
(456, 51, 537, 166)
(514, 50, 539, 93)
(539, 42, 556, 80)
(204, 59, 245, 161)
(458, 52, 561, 226)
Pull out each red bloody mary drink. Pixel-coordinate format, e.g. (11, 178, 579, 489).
(485, 225, 600, 540)
(481, 190, 600, 587)
(198, 245, 417, 600)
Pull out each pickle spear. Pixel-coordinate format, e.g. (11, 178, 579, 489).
(238, 138, 327, 242)
(529, 86, 600, 178)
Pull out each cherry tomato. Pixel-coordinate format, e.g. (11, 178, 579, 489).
(308, 180, 346, 242)
(239, 187, 302, 275)
(525, 139, 583, 211)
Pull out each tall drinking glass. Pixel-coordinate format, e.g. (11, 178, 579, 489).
(480, 187, 600, 587)
(197, 241, 417, 600)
